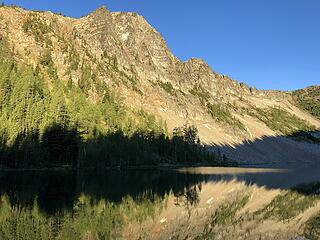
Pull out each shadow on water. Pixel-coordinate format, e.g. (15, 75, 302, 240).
(0, 170, 208, 214)
(179, 166, 320, 192)
(1, 165, 320, 214)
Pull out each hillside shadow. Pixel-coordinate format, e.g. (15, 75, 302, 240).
(0, 123, 233, 169)
(209, 130, 320, 167)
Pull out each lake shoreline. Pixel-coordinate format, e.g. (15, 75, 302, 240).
(2, 161, 318, 172)
(0, 163, 237, 172)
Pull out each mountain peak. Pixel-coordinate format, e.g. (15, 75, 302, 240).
(90, 6, 109, 16)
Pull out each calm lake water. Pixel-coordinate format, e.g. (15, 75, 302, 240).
(0, 166, 320, 214)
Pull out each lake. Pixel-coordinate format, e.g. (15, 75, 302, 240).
(1, 166, 320, 213)
(1, 166, 320, 239)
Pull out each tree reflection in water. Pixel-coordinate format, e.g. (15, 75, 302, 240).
(174, 183, 202, 217)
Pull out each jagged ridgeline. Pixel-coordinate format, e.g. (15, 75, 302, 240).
(0, 38, 231, 168)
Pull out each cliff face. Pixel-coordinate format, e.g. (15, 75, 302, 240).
(0, 5, 319, 154)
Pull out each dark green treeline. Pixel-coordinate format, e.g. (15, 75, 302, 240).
(0, 40, 234, 169)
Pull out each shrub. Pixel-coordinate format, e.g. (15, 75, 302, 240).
(207, 102, 246, 131)
(158, 81, 177, 96)
(248, 107, 316, 135)
(22, 16, 51, 44)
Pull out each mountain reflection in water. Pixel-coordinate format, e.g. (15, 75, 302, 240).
(0, 166, 320, 214)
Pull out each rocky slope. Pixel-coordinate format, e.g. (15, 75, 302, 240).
(0, 5, 319, 164)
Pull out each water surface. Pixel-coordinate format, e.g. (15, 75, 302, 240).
(1, 166, 320, 213)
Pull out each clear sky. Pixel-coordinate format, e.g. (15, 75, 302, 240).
(4, 0, 320, 90)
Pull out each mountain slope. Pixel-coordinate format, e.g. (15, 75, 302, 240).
(0, 5, 319, 165)
(293, 86, 320, 119)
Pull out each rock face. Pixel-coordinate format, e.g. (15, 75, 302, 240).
(0, 5, 319, 164)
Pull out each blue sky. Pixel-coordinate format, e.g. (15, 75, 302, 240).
(4, 0, 320, 90)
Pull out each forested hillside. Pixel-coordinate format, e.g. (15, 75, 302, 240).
(0, 38, 232, 169)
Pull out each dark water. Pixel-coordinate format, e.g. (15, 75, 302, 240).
(0, 169, 208, 213)
(0, 166, 320, 214)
